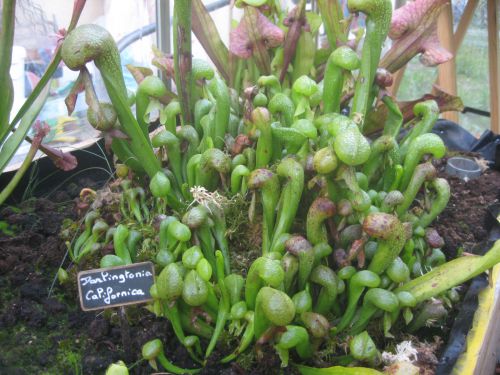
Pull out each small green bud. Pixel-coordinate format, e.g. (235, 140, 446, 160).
(105, 360, 129, 375)
(149, 172, 171, 198)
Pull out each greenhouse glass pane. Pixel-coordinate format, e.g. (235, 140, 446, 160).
(397, 56, 439, 101)
(453, 0, 490, 136)
(7, 0, 157, 171)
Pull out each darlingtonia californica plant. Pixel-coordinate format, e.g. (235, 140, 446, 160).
(52, 1, 500, 374)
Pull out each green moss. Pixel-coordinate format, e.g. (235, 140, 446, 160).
(224, 193, 262, 275)
(236, 349, 256, 371)
(0, 220, 17, 235)
(55, 338, 84, 374)
(0, 322, 83, 374)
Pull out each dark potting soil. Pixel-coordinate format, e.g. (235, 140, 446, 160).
(434, 157, 500, 258)
(0, 165, 498, 374)
(0, 178, 290, 374)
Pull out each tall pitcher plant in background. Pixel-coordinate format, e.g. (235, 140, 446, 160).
(0, 0, 87, 205)
(188, 0, 462, 118)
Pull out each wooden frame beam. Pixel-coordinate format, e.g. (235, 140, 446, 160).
(487, 0, 500, 134)
(453, 0, 480, 50)
(436, 1, 458, 122)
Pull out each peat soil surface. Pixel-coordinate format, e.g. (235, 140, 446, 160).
(0, 164, 499, 374)
(434, 158, 500, 257)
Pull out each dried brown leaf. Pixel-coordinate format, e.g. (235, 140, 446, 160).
(364, 85, 464, 135)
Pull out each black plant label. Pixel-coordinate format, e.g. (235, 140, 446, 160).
(77, 262, 155, 311)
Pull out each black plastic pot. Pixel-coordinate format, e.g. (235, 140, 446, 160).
(0, 139, 112, 203)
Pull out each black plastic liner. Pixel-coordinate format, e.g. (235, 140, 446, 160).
(433, 120, 500, 170)
(435, 204, 500, 374)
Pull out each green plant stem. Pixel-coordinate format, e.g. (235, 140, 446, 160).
(350, 288, 399, 334)
(208, 76, 230, 149)
(152, 130, 183, 187)
(114, 224, 132, 264)
(323, 47, 360, 114)
(419, 178, 450, 228)
(396, 240, 500, 303)
(194, 99, 213, 135)
(381, 95, 403, 137)
(178, 305, 214, 339)
(62, 25, 161, 177)
(136, 75, 167, 138)
(271, 158, 304, 249)
(253, 108, 273, 168)
(364, 213, 407, 275)
(0, 134, 38, 206)
(195, 148, 231, 191)
(205, 251, 229, 359)
(306, 197, 336, 245)
(72, 212, 99, 260)
(361, 135, 398, 183)
(142, 339, 200, 374)
(268, 93, 295, 127)
(399, 100, 439, 156)
(0, 84, 50, 174)
(231, 165, 250, 195)
(173, 0, 193, 125)
(310, 265, 338, 315)
(396, 162, 436, 216)
(282, 253, 299, 293)
(178, 125, 200, 183)
(271, 123, 306, 154)
(210, 208, 231, 275)
(317, 0, 347, 48)
(399, 133, 445, 191)
(248, 169, 280, 254)
(348, 0, 392, 128)
(220, 312, 254, 363)
(286, 236, 315, 291)
(334, 270, 380, 332)
(275, 325, 312, 367)
(163, 302, 189, 350)
(0, 0, 16, 135)
(76, 220, 108, 262)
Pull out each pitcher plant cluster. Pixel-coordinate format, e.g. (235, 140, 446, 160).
(2, 0, 498, 374)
